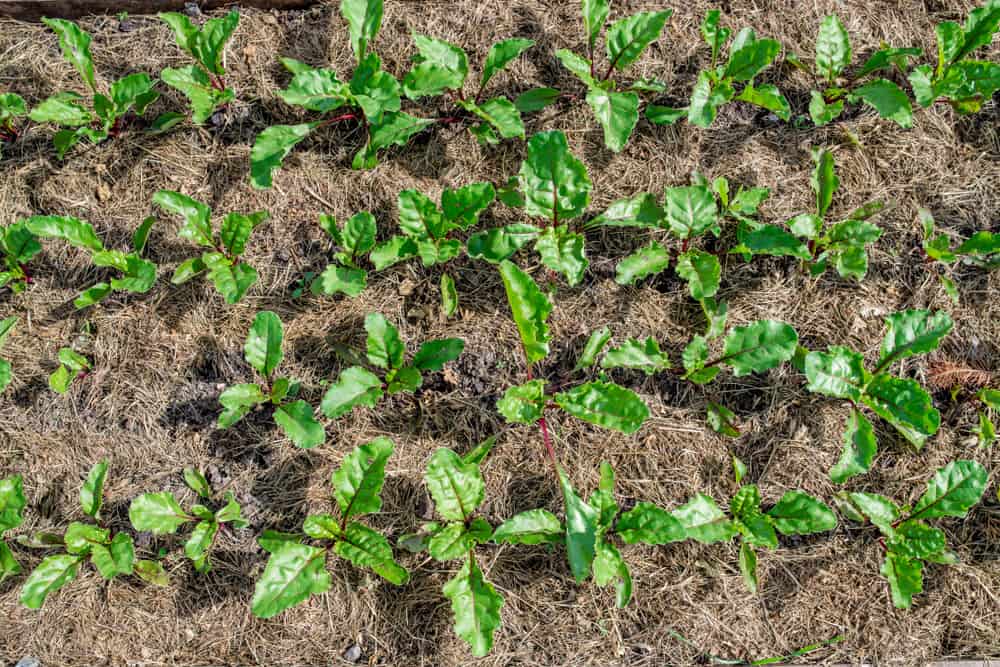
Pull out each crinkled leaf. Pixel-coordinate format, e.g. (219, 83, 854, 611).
(20, 554, 82, 609)
(706, 401, 739, 436)
(554, 381, 649, 434)
(663, 185, 717, 239)
(672, 494, 737, 543)
(251, 541, 330, 618)
(676, 250, 720, 300)
(43, 18, 96, 91)
(129, 492, 191, 534)
(481, 38, 535, 89)
(311, 264, 367, 297)
(492, 509, 563, 545)
(498, 260, 552, 364)
(877, 309, 953, 370)
(605, 10, 672, 71)
(721, 320, 798, 376)
(0, 475, 27, 533)
(425, 448, 485, 521)
(332, 436, 394, 519)
(364, 312, 405, 370)
(519, 130, 591, 223)
(910, 460, 987, 520)
(274, 400, 325, 449)
(497, 379, 546, 425)
(25, 215, 103, 252)
(616, 502, 686, 545)
(335, 522, 408, 584)
(244, 311, 283, 377)
(443, 556, 504, 657)
(851, 79, 913, 128)
(585, 88, 638, 153)
(250, 123, 316, 189)
(804, 346, 866, 401)
(352, 111, 434, 170)
(830, 409, 877, 484)
(881, 552, 922, 609)
(614, 241, 670, 285)
(815, 15, 851, 82)
(535, 225, 588, 285)
(861, 375, 939, 448)
(80, 460, 107, 519)
(320, 366, 384, 418)
(766, 491, 836, 535)
(403, 34, 468, 98)
(601, 337, 670, 375)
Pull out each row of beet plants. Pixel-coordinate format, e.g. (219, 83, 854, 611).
(0, 448, 991, 656)
(1, 0, 999, 170)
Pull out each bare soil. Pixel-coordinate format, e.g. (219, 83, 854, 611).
(1, 1, 999, 665)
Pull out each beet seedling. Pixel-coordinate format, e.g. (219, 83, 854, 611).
(152, 190, 267, 303)
(321, 313, 464, 420)
(733, 148, 884, 280)
(402, 31, 535, 145)
(311, 211, 376, 297)
(251, 437, 408, 618)
(129, 468, 248, 573)
(909, 0, 1000, 115)
(157, 10, 239, 127)
(1, 221, 42, 294)
(667, 459, 837, 593)
(0, 93, 28, 156)
(0, 475, 27, 582)
(18, 462, 161, 608)
(920, 208, 999, 301)
(804, 309, 953, 483)
(785, 15, 919, 127)
(369, 183, 495, 272)
(555, 0, 672, 151)
(217, 310, 325, 449)
(26, 214, 157, 308)
(648, 11, 789, 128)
(837, 459, 988, 608)
(469, 131, 591, 285)
(29, 19, 158, 158)
(972, 389, 999, 448)
(250, 0, 434, 187)
(48, 347, 91, 394)
(394, 445, 505, 656)
(496, 261, 650, 437)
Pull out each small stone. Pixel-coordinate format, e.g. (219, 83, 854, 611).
(342, 645, 363, 663)
(183, 2, 202, 17)
(96, 182, 111, 202)
(118, 19, 136, 33)
(243, 44, 257, 59)
(16, 658, 40, 667)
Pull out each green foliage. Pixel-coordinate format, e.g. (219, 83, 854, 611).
(909, 1, 1000, 114)
(557, 2, 672, 150)
(48, 347, 91, 394)
(804, 309, 952, 482)
(159, 10, 238, 124)
(656, 14, 787, 128)
(216, 311, 324, 448)
(25, 215, 158, 308)
(0, 317, 17, 393)
(20, 462, 143, 608)
(0, 92, 28, 156)
(153, 190, 266, 303)
(321, 313, 464, 419)
(130, 470, 247, 573)
(789, 14, 918, 127)
(921, 209, 1000, 298)
(252, 437, 407, 618)
(733, 148, 883, 279)
(487, 131, 591, 284)
(370, 183, 495, 273)
(840, 460, 987, 608)
(0, 475, 27, 583)
(311, 211, 377, 298)
(29, 19, 159, 157)
(0, 220, 41, 296)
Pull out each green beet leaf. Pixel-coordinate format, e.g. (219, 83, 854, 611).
(860, 375, 939, 448)
(606, 10, 672, 71)
(881, 552, 923, 609)
(341, 0, 383, 61)
(332, 436, 394, 519)
(43, 18, 96, 92)
(274, 400, 325, 449)
(492, 509, 563, 545)
(129, 492, 192, 534)
(365, 312, 405, 370)
(425, 448, 485, 522)
(403, 34, 468, 99)
(535, 225, 588, 285)
(25, 215, 103, 252)
(481, 38, 534, 89)
(443, 555, 504, 657)
(615, 502, 686, 545)
(721, 320, 798, 376)
(766, 491, 837, 535)
(245, 311, 284, 378)
(80, 460, 107, 519)
(850, 79, 913, 128)
(815, 15, 851, 82)
(585, 88, 639, 153)
(676, 250, 721, 300)
(498, 260, 552, 364)
(412, 339, 464, 371)
(615, 241, 671, 285)
(909, 460, 987, 520)
(334, 522, 408, 584)
(558, 470, 599, 583)
(672, 494, 737, 543)
(663, 185, 718, 239)
(804, 346, 866, 401)
(601, 337, 670, 375)
(519, 130, 591, 223)
(554, 381, 649, 434)
(20, 553, 83, 609)
(251, 541, 331, 618)
(321, 366, 384, 418)
(830, 409, 877, 484)
(497, 379, 546, 424)
(877, 310, 953, 372)
(250, 123, 316, 189)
